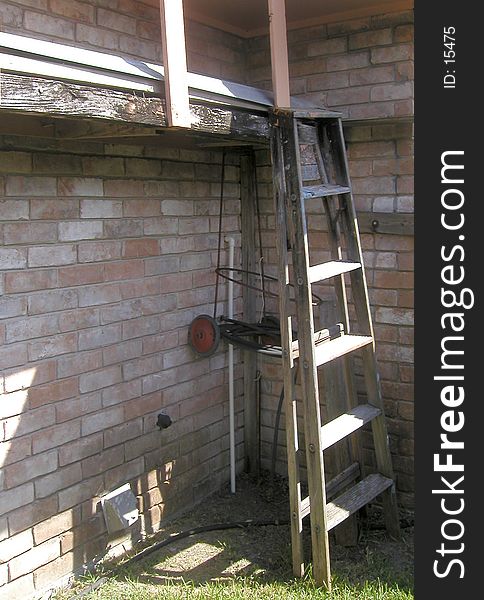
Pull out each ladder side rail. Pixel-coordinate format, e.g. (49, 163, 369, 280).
(270, 117, 305, 576)
(334, 119, 401, 538)
(279, 110, 331, 587)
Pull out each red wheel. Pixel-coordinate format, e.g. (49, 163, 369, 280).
(188, 315, 220, 357)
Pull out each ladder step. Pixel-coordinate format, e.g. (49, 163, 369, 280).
(292, 324, 343, 358)
(321, 404, 381, 451)
(309, 260, 361, 283)
(314, 334, 373, 367)
(302, 184, 351, 199)
(301, 462, 360, 519)
(326, 474, 394, 531)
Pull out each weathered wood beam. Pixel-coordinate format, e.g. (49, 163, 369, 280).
(0, 73, 270, 142)
(267, 0, 291, 108)
(240, 152, 260, 476)
(358, 211, 414, 236)
(159, 0, 191, 128)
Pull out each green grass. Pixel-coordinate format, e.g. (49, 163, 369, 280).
(54, 533, 413, 600)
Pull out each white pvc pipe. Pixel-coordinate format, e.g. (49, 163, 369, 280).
(226, 236, 236, 494)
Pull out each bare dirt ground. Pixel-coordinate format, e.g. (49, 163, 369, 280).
(124, 472, 414, 590)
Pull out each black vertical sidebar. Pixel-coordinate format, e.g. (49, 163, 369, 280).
(415, 2, 481, 597)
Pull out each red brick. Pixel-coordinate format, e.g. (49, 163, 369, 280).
(122, 315, 160, 340)
(326, 51, 369, 72)
(28, 332, 78, 361)
(142, 331, 179, 355)
(82, 446, 124, 478)
(80, 199, 123, 218)
(59, 434, 103, 466)
(0, 529, 33, 563)
(28, 244, 77, 267)
(78, 281, 122, 307)
(58, 177, 103, 196)
(58, 264, 104, 287)
(6, 175, 57, 196)
(32, 419, 80, 454)
(33, 508, 80, 545)
(102, 379, 142, 407)
(78, 240, 122, 262)
(122, 354, 163, 381)
(375, 234, 413, 251)
(0, 342, 27, 368)
(0, 574, 35, 600)
(371, 82, 413, 102)
(104, 179, 144, 197)
(58, 474, 104, 511)
(28, 377, 79, 410)
(124, 392, 162, 421)
(3, 360, 56, 393)
(349, 28, 393, 49)
(374, 270, 414, 289)
(120, 277, 161, 299)
(59, 220, 104, 241)
(78, 324, 121, 351)
(371, 44, 413, 64)
(81, 156, 125, 176)
(76, 23, 119, 51)
(398, 290, 414, 308)
(7, 495, 58, 537)
(0, 247, 27, 269)
(0, 481, 34, 514)
(102, 339, 143, 366)
(4, 450, 58, 489)
(80, 366, 123, 393)
(396, 61, 413, 82)
(55, 392, 101, 423)
(24, 10, 75, 40)
(349, 141, 395, 159)
(103, 457, 144, 490)
(394, 24, 414, 43)
(0, 199, 29, 220)
(32, 153, 82, 175)
(103, 218, 143, 238)
(0, 436, 32, 467)
(28, 288, 78, 315)
(123, 238, 159, 258)
(144, 217, 178, 235)
(103, 418, 143, 448)
(104, 259, 144, 281)
(123, 198, 161, 217)
(57, 350, 103, 378)
(3, 222, 57, 245)
(125, 157, 162, 178)
(397, 175, 414, 194)
(58, 307, 100, 332)
(30, 198, 79, 220)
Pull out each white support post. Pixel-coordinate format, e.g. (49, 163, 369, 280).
(159, 0, 191, 127)
(267, 0, 291, 108)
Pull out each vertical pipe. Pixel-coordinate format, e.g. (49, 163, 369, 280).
(226, 236, 236, 494)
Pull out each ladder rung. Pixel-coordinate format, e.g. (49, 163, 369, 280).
(301, 462, 360, 519)
(321, 404, 381, 451)
(314, 334, 372, 367)
(327, 474, 394, 531)
(309, 260, 361, 284)
(302, 184, 351, 199)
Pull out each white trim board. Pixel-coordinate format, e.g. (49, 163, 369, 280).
(0, 32, 315, 110)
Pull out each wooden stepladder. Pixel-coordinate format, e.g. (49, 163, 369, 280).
(270, 108, 400, 589)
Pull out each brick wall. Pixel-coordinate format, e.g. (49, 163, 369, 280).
(248, 11, 414, 510)
(247, 10, 413, 120)
(0, 137, 244, 598)
(0, 0, 248, 83)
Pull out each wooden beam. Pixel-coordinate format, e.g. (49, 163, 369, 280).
(240, 152, 260, 476)
(358, 212, 414, 236)
(267, 0, 291, 108)
(0, 74, 270, 142)
(159, 0, 191, 128)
